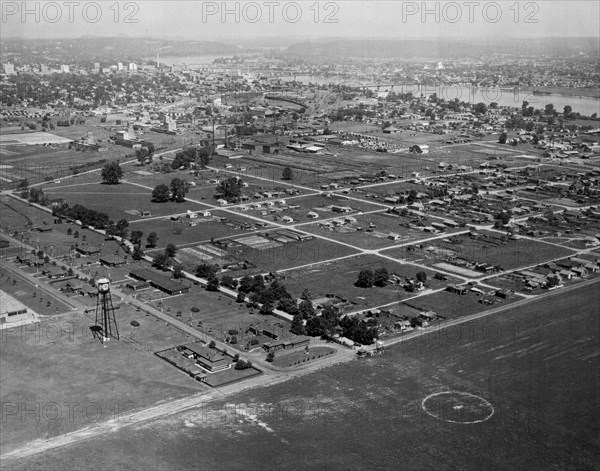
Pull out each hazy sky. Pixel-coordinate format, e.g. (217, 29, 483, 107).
(1, 0, 599, 41)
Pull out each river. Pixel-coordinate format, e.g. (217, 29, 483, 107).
(281, 75, 600, 116)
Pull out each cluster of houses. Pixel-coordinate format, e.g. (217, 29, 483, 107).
(518, 207, 600, 242)
(513, 257, 600, 290)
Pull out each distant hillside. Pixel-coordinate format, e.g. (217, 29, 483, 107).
(285, 38, 600, 59)
(1, 37, 242, 61)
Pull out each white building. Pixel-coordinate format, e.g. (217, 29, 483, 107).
(2, 63, 16, 75)
(0, 290, 39, 330)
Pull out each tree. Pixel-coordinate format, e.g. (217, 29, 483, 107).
(300, 289, 312, 301)
(238, 275, 254, 293)
(196, 263, 218, 279)
(208, 340, 216, 348)
(136, 148, 150, 166)
(130, 230, 143, 246)
(545, 103, 555, 115)
(473, 102, 487, 114)
(356, 269, 374, 288)
(165, 243, 177, 258)
(146, 232, 158, 248)
(563, 105, 572, 118)
(266, 351, 275, 362)
(206, 277, 220, 291)
(101, 162, 123, 185)
(170, 177, 188, 203)
(290, 314, 306, 335)
(416, 271, 427, 283)
(73, 230, 80, 239)
(498, 132, 508, 144)
(260, 300, 273, 315)
(306, 316, 327, 337)
(152, 253, 170, 270)
(282, 167, 293, 180)
(172, 264, 185, 279)
(278, 298, 299, 316)
(497, 211, 511, 225)
(373, 268, 389, 287)
(152, 184, 170, 203)
(132, 245, 144, 261)
(546, 275, 560, 288)
(216, 177, 243, 202)
(18, 179, 29, 189)
(236, 292, 246, 303)
(298, 299, 315, 319)
(114, 219, 129, 238)
(220, 275, 237, 289)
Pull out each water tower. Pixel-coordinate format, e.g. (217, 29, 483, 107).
(95, 278, 119, 343)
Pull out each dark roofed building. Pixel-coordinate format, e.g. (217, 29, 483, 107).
(182, 343, 231, 372)
(75, 245, 101, 255)
(129, 268, 189, 295)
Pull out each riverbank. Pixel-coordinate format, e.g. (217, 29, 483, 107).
(524, 86, 600, 100)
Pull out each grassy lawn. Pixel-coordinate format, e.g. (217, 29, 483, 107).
(281, 254, 456, 312)
(0, 265, 74, 315)
(402, 288, 523, 320)
(44, 182, 210, 222)
(302, 211, 451, 250)
(227, 237, 359, 275)
(0, 304, 204, 455)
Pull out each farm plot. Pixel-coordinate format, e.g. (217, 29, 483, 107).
(223, 236, 359, 276)
(131, 213, 269, 252)
(386, 231, 575, 272)
(303, 212, 444, 250)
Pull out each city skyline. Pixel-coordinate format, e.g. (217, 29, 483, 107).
(1, 1, 599, 41)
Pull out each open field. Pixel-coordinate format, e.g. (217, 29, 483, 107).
(403, 288, 524, 320)
(44, 182, 212, 222)
(281, 254, 456, 311)
(304, 211, 464, 250)
(228, 235, 359, 275)
(384, 231, 575, 272)
(0, 305, 206, 456)
(130, 212, 271, 254)
(6, 280, 598, 471)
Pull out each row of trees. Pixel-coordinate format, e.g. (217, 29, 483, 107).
(151, 243, 179, 271)
(355, 268, 390, 288)
(53, 202, 111, 230)
(152, 178, 189, 203)
(216, 177, 244, 202)
(355, 268, 428, 289)
(171, 146, 213, 170)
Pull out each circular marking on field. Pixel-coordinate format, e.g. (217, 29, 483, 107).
(421, 391, 494, 424)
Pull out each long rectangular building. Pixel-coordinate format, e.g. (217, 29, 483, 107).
(0, 290, 39, 330)
(129, 268, 189, 295)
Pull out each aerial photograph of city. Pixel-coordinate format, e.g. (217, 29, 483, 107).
(0, 1, 598, 470)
